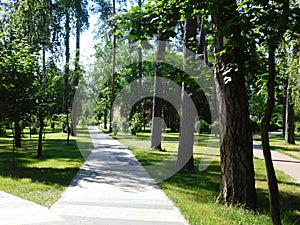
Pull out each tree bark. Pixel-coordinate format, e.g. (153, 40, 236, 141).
(74, 0, 81, 87)
(285, 79, 295, 144)
(137, 0, 142, 113)
(72, 0, 82, 137)
(177, 18, 197, 171)
(104, 108, 108, 129)
(261, 44, 282, 225)
(213, 2, 257, 210)
(109, 0, 116, 133)
(150, 38, 166, 150)
(64, 7, 70, 144)
(38, 113, 43, 157)
(14, 120, 21, 148)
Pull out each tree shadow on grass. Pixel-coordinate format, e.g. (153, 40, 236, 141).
(0, 137, 84, 187)
(160, 162, 221, 203)
(256, 181, 300, 224)
(0, 166, 80, 186)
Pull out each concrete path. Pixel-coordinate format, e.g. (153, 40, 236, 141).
(0, 190, 67, 225)
(1, 128, 299, 225)
(253, 143, 300, 184)
(253, 132, 300, 184)
(50, 126, 189, 225)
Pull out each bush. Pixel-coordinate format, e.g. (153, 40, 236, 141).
(121, 119, 129, 132)
(30, 126, 38, 135)
(129, 113, 144, 135)
(210, 120, 219, 136)
(195, 119, 210, 134)
(0, 126, 6, 137)
(111, 121, 119, 135)
(250, 119, 261, 133)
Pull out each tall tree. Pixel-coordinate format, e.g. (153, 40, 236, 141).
(177, 17, 197, 171)
(109, 0, 116, 132)
(64, 2, 71, 144)
(285, 78, 295, 144)
(72, 0, 89, 135)
(212, 0, 257, 210)
(150, 36, 166, 150)
(284, 38, 300, 144)
(245, 0, 299, 223)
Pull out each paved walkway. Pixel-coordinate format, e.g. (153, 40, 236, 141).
(253, 143, 300, 184)
(0, 190, 67, 225)
(253, 133, 300, 183)
(1, 128, 299, 225)
(50, 126, 189, 225)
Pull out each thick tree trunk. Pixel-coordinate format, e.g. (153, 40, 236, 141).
(177, 18, 197, 171)
(213, 2, 257, 210)
(150, 39, 166, 150)
(261, 44, 282, 225)
(285, 80, 295, 144)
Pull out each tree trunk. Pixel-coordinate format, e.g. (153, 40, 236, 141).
(104, 108, 108, 129)
(150, 38, 166, 150)
(64, 7, 70, 144)
(282, 93, 286, 137)
(137, 0, 142, 112)
(109, 0, 116, 133)
(14, 120, 21, 148)
(38, 23, 47, 157)
(38, 113, 43, 158)
(285, 79, 295, 144)
(177, 18, 197, 171)
(72, 0, 82, 137)
(213, 2, 257, 210)
(198, 14, 208, 66)
(261, 44, 282, 225)
(74, 5, 80, 87)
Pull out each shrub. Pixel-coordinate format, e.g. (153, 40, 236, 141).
(250, 119, 261, 133)
(129, 113, 144, 135)
(210, 120, 219, 136)
(195, 119, 210, 134)
(30, 126, 38, 134)
(121, 119, 129, 132)
(0, 126, 6, 137)
(111, 121, 119, 135)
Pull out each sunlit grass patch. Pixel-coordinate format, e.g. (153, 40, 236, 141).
(0, 129, 85, 207)
(110, 130, 300, 224)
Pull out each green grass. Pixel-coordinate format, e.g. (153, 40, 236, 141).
(108, 130, 300, 225)
(254, 133, 300, 161)
(0, 128, 88, 208)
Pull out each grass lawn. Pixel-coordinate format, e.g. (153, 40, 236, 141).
(0, 128, 88, 208)
(106, 129, 300, 225)
(254, 134, 300, 161)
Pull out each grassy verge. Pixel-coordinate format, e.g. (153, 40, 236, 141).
(0, 128, 87, 208)
(107, 130, 300, 225)
(254, 134, 300, 161)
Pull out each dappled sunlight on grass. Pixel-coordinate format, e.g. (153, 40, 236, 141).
(110, 130, 300, 224)
(0, 130, 84, 207)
